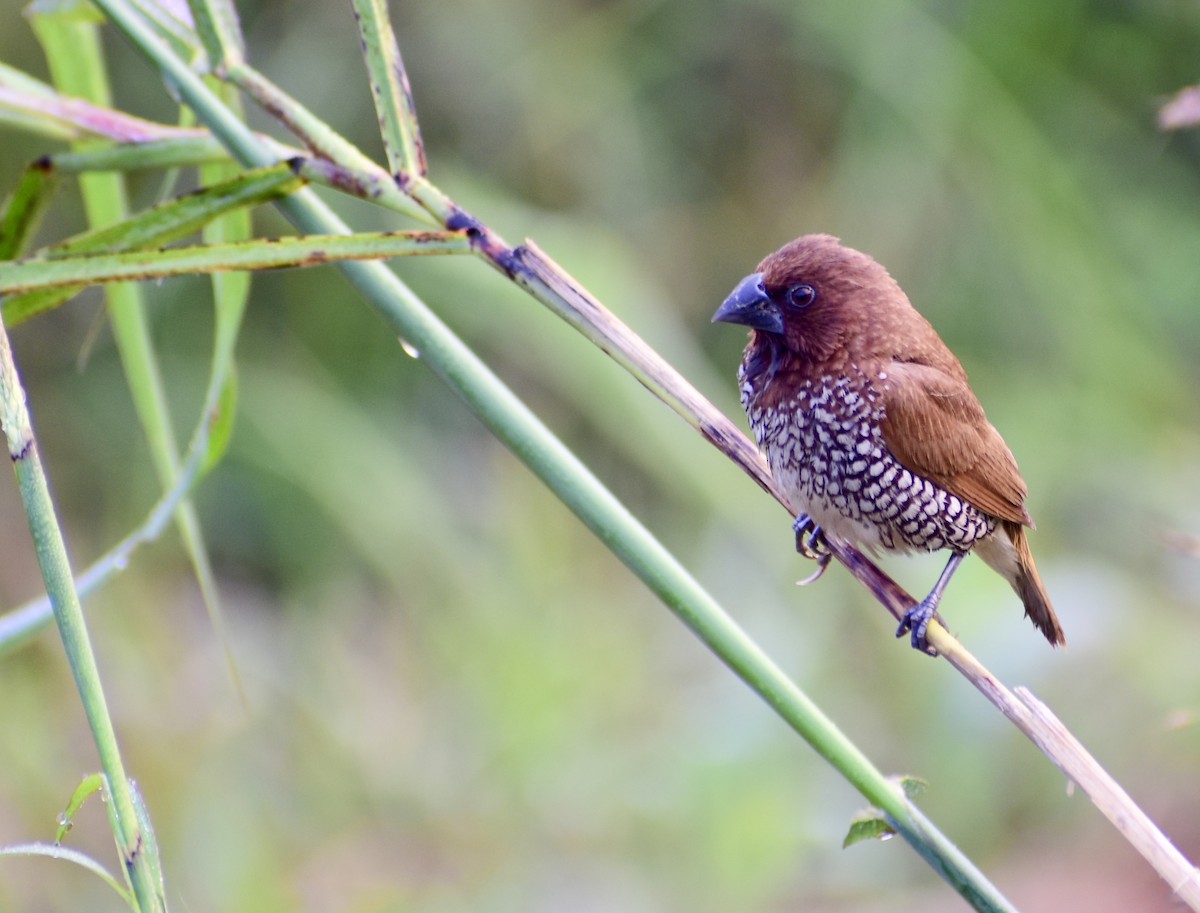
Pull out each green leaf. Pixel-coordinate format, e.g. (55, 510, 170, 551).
(188, 0, 247, 69)
(0, 60, 61, 98)
(49, 161, 303, 256)
(0, 229, 471, 301)
(200, 370, 238, 478)
(0, 160, 57, 259)
(843, 809, 897, 849)
(0, 163, 306, 324)
(842, 777, 927, 848)
(55, 772, 106, 845)
(24, 0, 105, 25)
(351, 0, 426, 177)
(128, 779, 166, 907)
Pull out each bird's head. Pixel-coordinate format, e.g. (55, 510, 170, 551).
(712, 234, 909, 366)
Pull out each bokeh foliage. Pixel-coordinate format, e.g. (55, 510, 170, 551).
(1, 1, 1199, 911)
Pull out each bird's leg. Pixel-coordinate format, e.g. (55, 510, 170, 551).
(793, 513, 832, 585)
(896, 552, 965, 655)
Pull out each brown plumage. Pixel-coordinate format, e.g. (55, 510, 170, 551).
(713, 234, 1063, 652)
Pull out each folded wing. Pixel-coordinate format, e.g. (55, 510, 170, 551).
(879, 360, 1032, 526)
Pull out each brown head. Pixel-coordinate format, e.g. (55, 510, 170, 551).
(712, 234, 960, 377)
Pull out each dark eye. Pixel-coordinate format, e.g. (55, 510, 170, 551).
(786, 283, 817, 309)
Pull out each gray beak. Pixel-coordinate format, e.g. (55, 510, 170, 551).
(711, 272, 783, 334)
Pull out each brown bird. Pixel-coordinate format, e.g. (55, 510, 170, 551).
(712, 234, 1064, 653)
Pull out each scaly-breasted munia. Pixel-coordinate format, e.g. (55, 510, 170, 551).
(713, 234, 1064, 652)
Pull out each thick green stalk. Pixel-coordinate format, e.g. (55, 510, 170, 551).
(297, 232, 1014, 913)
(91, 0, 1020, 907)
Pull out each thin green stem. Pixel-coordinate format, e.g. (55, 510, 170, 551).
(26, 10, 175, 910)
(0, 842, 133, 906)
(0, 323, 164, 912)
(187, 0, 245, 69)
(49, 136, 231, 171)
(0, 409, 210, 656)
(222, 61, 435, 224)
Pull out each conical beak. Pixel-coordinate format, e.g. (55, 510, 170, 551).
(711, 272, 783, 334)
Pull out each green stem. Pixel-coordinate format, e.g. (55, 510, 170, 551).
(89, 1, 1018, 907)
(26, 11, 175, 910)
(0, 400, 213, 656)
(0, 325, 164, 912)
(49, 136, 232, 171)
(222, 61, 435, 225)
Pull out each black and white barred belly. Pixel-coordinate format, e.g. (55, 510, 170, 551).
(741, 367, 996, 554)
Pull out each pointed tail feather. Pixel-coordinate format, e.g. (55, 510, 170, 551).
(976, 521, 1066, 646)
(1006, 522, 1065, 646)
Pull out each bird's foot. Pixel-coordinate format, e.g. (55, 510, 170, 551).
(793, 514, 831, 560)
(896, 598, 942, 657)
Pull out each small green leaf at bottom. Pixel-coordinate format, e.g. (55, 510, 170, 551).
(200, 370, 238, 478)
(843, 775, 928, 849)
(843, 809, 896, 848)
(56, 772, 106, 845)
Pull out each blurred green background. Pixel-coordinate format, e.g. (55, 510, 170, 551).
(2, 0, 1200, 911)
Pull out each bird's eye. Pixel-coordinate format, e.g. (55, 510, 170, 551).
(786, 284, 817, 309)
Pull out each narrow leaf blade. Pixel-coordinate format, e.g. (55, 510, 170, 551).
(0, 160, 58, 259)
(843, 808, 897, 849)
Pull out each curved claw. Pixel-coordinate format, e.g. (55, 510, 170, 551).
(796, 552, 832, 586)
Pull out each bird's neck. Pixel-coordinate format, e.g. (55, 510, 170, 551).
(742, 332, 790, 404)
(743, 333, 864, 411)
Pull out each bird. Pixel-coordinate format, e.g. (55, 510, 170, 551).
(712, 234, 1064, 653)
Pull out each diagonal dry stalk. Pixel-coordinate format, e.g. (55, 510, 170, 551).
(459, 238, 1200, 908)
(210, 1, 1200, 900)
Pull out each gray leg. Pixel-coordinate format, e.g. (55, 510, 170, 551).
(896, 552, 965, 655)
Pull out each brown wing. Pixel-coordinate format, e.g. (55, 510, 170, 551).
(879, 361, 1032, 526)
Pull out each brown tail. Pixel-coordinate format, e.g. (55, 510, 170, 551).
(976, 521, 1065, 646)
(1005, 521, 1065, 646)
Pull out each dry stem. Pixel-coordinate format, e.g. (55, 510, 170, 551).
(509, 239, 1200, 909)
